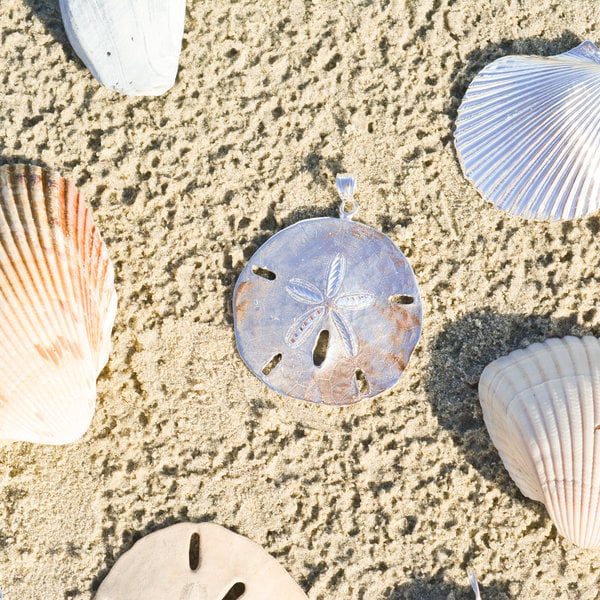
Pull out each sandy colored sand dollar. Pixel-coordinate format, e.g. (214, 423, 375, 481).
(95, 522, 308, 600)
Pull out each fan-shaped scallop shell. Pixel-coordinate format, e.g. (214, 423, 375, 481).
(479, 336, 600, 548)
(455, 41, 600, 220)
(0, 164, 117, 444)
(59, 0, 186, 96)
(95, 522, 308, 599)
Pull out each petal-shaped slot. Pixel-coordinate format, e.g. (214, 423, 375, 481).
(312, 330, 329, 367)
(285, 279, 323, 304)
(285, 307, 325, 348)
(331, 310, 358, 357)
(252, 266, 276, 280)
(354, 369, 369, 394)
(188, 533, 200, 571)
(389, 294, 415, 305)
(221, 583, 246, 600)
(262, 353, 282, 376)
(336, 292, 376, 310)
(326, 254, 346, 298)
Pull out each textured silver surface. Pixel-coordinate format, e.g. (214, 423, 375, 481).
(233, 215, 422, 405)
(455, 41, 600, 221)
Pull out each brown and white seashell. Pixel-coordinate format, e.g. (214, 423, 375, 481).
(479, 336, 600, 548)
(95, 522, 309, 599)
(0, 164, 117, 445)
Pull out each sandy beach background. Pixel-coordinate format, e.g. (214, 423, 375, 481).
(1, 0, 600, 598)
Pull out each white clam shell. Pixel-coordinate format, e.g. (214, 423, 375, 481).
(479, 336, 600, 548)
(95, 522, 308, 600)
(59, 0, 186, 96)
(455, 41, 600, 221)
(0, 164, 117, 445)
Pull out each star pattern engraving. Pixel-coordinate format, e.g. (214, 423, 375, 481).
(284, 254, 375, 357)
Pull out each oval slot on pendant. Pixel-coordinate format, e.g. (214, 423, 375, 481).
(355, 369, 369, 394)
(252, 266, 276, 280)
(262, 353, 282, 375)
(390, 294, 414, 305)
(312, 330, 329, 366)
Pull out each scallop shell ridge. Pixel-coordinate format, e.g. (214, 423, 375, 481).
(455, 41, 600, 221)
(0, 164, 117, 444)
(479, 336, 600, 548)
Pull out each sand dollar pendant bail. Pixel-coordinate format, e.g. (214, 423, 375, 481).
(233, 174, 422, 405)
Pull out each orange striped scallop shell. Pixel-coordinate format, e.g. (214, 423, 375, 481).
(0, 164, 117, 444)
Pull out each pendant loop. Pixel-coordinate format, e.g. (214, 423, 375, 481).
(336, 173, 359, 220)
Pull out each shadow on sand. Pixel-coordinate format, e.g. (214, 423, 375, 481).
(386, 572, 512, 599)
(424, 308, 594, 488)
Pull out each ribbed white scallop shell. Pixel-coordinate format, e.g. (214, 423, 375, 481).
(455, 41, 600, 221)
(479, 336, 600, 548)
(96, 522, 308, 599)
(59, 0, 186, 96)
(0, 164, 117, 444)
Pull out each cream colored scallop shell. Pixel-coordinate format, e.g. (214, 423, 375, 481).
(0, 164, 117, 445)
(479, 336, 600, 548)
(455, 41, 600, 220)
(95, 522, 308, 599)
(59, 0, 186, 96)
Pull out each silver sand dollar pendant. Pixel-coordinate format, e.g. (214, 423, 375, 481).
(233, 174, 422, 405)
